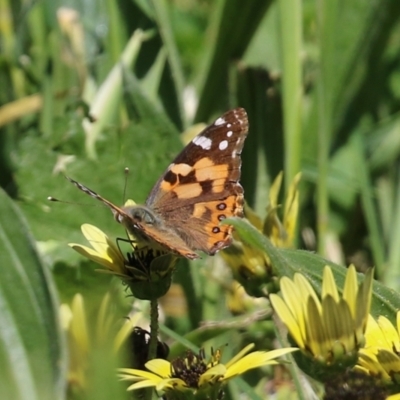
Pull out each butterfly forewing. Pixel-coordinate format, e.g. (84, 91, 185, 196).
(146, 108, 248, 208)
(145, 108, 249, 255)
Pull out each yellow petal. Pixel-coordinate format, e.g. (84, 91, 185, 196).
(145, 359, 171, 378)
(397, 311, 400, 335)
(119, 368, 162, 382)
(69, 243, 116, 270)
(113, 314, 141, 353)
(387, 394, 400, 400)
(268, 172, 283, 209)
(270, 294, 305, 348)
(376, 349, 400, 374)
(225, 343, 254, 369)
(82, 224, 125, 265)
(364, 314, 390, 349)
(295, 273, 322, 314)
(70, 294, 89, 353)
(357, 351, 391, 381)
(305, 297, 327, 358)
(224, 348, 297, 379)
(283, 172, 301, 245)
(280, 277, 306, 334)
(377, 316, 400, 350)
(127, 380, 159, 390)
(199, 364, 226, 386)
(354, 268, 374, 330)
(321, 266, 339, 302)
(342, 265, 358, 316)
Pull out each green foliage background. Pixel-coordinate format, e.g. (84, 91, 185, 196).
(1, 0, 400, 399)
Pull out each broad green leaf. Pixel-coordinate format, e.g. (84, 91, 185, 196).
(0, 188, 65, 400)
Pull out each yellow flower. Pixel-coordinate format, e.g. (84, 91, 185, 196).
(69, 223, 177, 299)
(60, 292, 142, 394)
(221, 172, 301, 297)
(119, 344, 297, 399)
(356, 312, 400, 388)
(270, 265, 374, 380)
(69, 224, 127, 276)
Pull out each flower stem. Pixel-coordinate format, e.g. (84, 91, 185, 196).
(144, 298, 159, 400)
(148, 298, 159, 361)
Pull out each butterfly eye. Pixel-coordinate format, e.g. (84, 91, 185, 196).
(129, 207, 156, 225)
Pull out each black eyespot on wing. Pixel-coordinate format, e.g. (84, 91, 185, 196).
(217, 203, 227, 210)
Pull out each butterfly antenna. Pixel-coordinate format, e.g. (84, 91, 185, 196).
(47, 196, 97, 207)
(48, 176, 110, 208)
(123, 167, 129, 203)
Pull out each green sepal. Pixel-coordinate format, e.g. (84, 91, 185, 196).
(164, 384, 223, 400)
(126, 253, 176, 300)
(292, 346, 359, 382)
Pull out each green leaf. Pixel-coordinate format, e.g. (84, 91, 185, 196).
(0, 188, 65, 400)
(152, 0, 186, 127)
(83, 29, 149, 159)
(228, 217, 400, 323)
(195, 0, 272, 120)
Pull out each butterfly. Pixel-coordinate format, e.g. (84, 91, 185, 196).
(67, 108, 249, 260)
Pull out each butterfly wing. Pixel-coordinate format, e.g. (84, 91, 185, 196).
(66, 176, 200, 259)
(145, 108, 248, 255)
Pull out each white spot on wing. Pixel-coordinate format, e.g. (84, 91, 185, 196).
(219, 140, 228, 150)
(227, 130, 233, 137)
(193, 135, 212, 150)
(214, 117, 225, 126)
(232, 150, 237, 158)
(227, 123, 232, 128)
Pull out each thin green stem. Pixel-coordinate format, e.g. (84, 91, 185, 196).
(316, 0, 337, 256)
(353, 132, 385, 279)
(278, 0, 303, 192)
(144, 298, 159, 400)
(148, 298, 159, 361)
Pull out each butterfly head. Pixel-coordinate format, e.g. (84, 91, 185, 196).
(122, 205, 159, 226)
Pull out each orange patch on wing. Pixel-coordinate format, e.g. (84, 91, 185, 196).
(212, 178, 227, 193)
(193, 157, 214, 170)
(193, 203, 207, 218)
(160, 180, 174, 191)
(173, 183, 203, 199)
(194, 158, 229, 181)
(170, 163, 193, 176)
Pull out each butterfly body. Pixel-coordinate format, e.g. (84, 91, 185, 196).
(68, 108, 249, 259)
